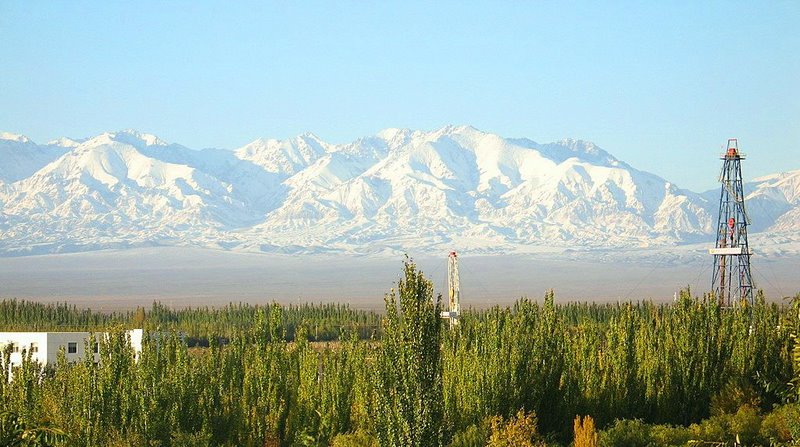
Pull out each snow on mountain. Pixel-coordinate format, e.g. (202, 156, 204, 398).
(0, 131, 264, 254)
(249, 125, 718, 252)
(0, 127, 797, 256)
(46, 137, 86, 148)
(0, 132, 31, 143)
(235, 134, 331, 176)
(0, 132, 69, 183)
(744, 169, 800, 233)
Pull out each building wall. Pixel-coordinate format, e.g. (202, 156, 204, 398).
(0, 330, 143, 367)
(128, 329, 143, 358)
(45, 332, 96, 364)
(0, 332, 49, 366)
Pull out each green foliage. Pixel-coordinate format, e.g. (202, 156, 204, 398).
(709, 379, 760, 416)
(688, 405, 764, 446)
(728, 405, 762, 445)
(647, 423, 692, 447)
(600, 408, 777, 446)
(760, 403, 800, 445)
(0, 411, 68, 447)
(688, 414, 730, 444)
(373, 258, 444, 447)
(0, 298, 382, 342)
(599, 419, 651, 447)
(0, 284, 798, 446)
(486, 410, 545, 447)
(600, 419, 693, 447)
(446, 420, 490, 447)
(789, 293, 800, 401)
(329, 430, 379, 447)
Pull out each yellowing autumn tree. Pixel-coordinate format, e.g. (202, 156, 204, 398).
(574, 415, 598, 447)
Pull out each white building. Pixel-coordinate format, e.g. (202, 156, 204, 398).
(0, 329, 143, 368)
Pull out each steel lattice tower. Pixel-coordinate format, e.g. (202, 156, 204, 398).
(710, 138, 754, 306)
(440, 251, 461, 328)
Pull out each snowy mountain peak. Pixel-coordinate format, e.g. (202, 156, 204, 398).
(118, 129, 167, 146)
(0, 132, 31, 144)
(235, 134, 330, 175)
(752, 168, 800, 185)
(435, 124, 480, 136)
(413, 124, 485, 143)
(531, 139, 623, 168)
(298, 131, 324, 142)
(46, 137, 85, 148)
(749, 169, 800, 204)
(81, 130, 168, 150)
(375, 125, 483, 146)
(375, 127, 411, 141)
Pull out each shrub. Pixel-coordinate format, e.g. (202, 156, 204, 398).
(761, 403, 800, 445)
(689, 414, 730, 444)
(598, 419, 650, 447)
(447, 420, 490, 447)
(687, 405, 765, 446)
(648, 423, 691, 447)
(329, 430, 379, 447)
(487, 410, 545, 447)
(729, 405, 763, 445)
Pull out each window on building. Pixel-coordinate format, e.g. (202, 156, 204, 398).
(67, 342, 77, 354)
(30, 343, 38, 353)
(11, 343, 19, 353)
(93, 342, 99, 354)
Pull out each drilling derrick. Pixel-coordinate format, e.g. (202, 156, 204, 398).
(441, 251, 461, 328)
(709, 138, 754, 306)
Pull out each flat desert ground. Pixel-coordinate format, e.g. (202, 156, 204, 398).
(0, 246, 797, 312)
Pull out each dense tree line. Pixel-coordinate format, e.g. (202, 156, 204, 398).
(1, 261, 799, 446)
(0, 300, 382, 342)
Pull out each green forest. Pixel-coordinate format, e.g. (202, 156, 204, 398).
(1, 260, 799, 447)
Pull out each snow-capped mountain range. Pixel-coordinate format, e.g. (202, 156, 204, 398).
(0, 126, 798, 256)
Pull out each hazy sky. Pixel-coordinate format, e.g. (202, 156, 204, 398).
(1, 1, 798, 191)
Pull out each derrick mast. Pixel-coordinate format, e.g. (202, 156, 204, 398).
(709, 138, 755, 306)
(441, 251, 460, 328)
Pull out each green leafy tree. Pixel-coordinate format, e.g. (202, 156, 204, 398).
(374, 258, 444, 447)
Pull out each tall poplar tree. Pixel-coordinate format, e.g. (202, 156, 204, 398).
(374, 259, 444, 447)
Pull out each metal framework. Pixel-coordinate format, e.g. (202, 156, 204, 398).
(441, 251, 460, 328)
(710, 138, 754, 306)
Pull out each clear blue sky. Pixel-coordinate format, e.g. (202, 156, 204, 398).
(1, 1, 798, 191)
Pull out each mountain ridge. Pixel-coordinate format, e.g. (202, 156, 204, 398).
(1, 127, 797, 256)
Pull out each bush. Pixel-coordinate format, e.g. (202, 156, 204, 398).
(447, 420, 490, 447)
(648, 424, 691, 447)
(729, 405, 763, 445)
(688, 405, 764, 446)
(329, 430, 378, 447)
(689, 414, 730, 444)
(487, 410, 546, 447)
(761, 403, 800, 445)
(599, 419, 651, 447)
